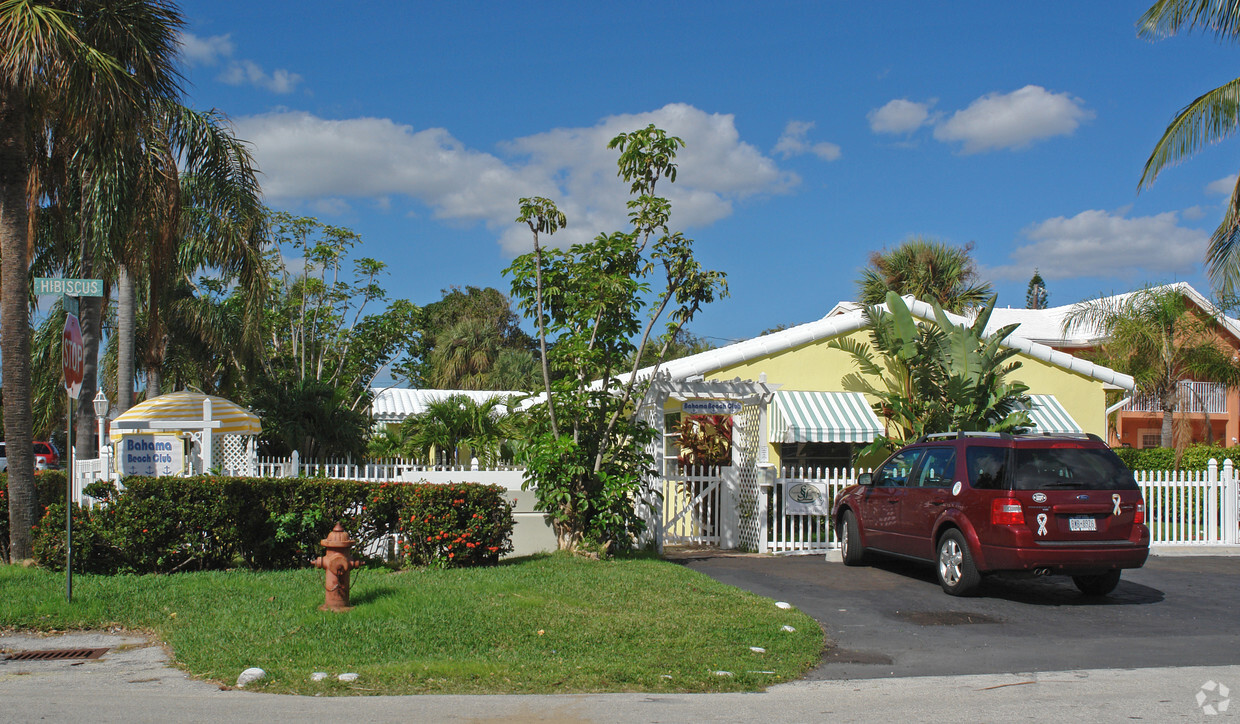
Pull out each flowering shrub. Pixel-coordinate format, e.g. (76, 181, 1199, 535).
(398, 482, 514, 567)
(29, 475, 514, 574)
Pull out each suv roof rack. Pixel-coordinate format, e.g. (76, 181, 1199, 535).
(913, 431, 1105, 444)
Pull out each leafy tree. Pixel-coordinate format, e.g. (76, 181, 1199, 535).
(1026, 269, 1049, 309)
(1, 0, 182, 561)
(631, 327, 714, 369)
(1064, 285, 1240, 448)
(415, 286, 536, 389)
(506, 125, 728, 553)
(830, 292, 1032, 455)
(243, 213, 421, 458)
(857, 237, 993, 313)
(1137, 0, 1240, 293)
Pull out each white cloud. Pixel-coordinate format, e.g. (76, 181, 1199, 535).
(235, 103, 796, 254)
(179, 31, 302, 95)
(868, 99, 934, 134)
(179, 32, 233, 67)
(1183, 205, 1207, 221)
(933, 85, 1093, 154)
(1207, 174, 1238, 196)
(986, 208, 1207, 281)
(773, 120, 842, 161)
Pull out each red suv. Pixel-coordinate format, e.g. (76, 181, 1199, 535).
(832, 432, 1149, 597)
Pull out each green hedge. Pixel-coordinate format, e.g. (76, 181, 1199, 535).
(29, 475, 514, 575)
(1114, 444, 1240, 471)
(0, 471, 70, 563)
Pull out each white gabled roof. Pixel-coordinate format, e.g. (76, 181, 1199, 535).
(369, 388, 526, 423)
(984, 282, 1240, 348)
(612, 295, 1136, 391)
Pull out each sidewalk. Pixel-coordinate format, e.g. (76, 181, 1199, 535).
(2, 631, 1236, 722)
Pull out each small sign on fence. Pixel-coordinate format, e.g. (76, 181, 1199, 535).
(118, 434, 185, 476)
(785, 481, 829, 515)
(683, 400, 742, 415)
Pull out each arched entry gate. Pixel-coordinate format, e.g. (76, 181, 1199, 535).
(637, 373, 777, 552)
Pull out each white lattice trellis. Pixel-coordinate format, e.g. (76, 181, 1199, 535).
(733, 400, 763, 551)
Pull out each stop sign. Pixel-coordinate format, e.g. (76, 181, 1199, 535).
(62, 313, 84, 399)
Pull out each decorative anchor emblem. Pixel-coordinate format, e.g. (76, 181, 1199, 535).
(1037, 513, 1048, 537)
(1112, 493, 1121, 516)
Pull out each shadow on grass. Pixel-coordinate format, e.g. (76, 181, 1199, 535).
(350, 585, 401, 605)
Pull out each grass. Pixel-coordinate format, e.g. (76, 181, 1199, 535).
(0, 553, 823, 695)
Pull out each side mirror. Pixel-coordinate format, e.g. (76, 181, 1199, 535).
(857, 472, 873, 486)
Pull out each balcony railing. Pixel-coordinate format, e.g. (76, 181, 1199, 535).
(1122, 381, 1229, 414)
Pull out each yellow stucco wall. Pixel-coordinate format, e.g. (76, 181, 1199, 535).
(692, 329, 1110, 466)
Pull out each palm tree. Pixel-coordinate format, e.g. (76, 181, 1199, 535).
(1137, 0, 1240, 292)
(401, 394, 513, 466)
(1064, 285, 1240, 448)
(1, 0, 183, 561)
(427, 317, 503, 390)
(856, 236, 993, 313)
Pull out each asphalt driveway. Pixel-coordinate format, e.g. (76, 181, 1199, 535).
(674, 550, 1240, 679)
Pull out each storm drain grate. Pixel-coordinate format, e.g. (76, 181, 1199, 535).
(3, 647, 109, 661)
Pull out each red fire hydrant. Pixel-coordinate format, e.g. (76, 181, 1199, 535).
(311, 523, 362, 612)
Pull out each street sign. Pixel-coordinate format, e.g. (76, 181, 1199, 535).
(34, 277, 103, 297)
(62, 313, 84, 400)
(62, 294, 78, 316)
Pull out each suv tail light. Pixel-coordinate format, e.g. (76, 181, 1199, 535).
(1134, 502, 1145, 525)
(991, 497, 1024, 526)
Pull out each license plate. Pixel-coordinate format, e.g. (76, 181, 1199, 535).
(1069, 516, 1097, 532)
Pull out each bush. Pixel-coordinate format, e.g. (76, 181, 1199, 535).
(1114, 444, 1240, 471)
(30, 475, 514, 574)
(1, 471, 69, 563)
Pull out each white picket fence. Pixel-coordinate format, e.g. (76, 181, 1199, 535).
(252, 451, 523, 481)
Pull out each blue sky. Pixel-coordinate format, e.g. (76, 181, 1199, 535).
(177, 1, 1237, 346)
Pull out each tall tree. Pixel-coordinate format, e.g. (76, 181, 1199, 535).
(1026, 269, 1049, 309)
(1, 0, 182, 561)
(857, 236, 993, 313)
(506, 125, 728, 552)
(1064, 285, 1240, 448)
(1137, 0, 1240, 292)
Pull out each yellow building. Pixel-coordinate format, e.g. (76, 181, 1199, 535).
(639, 296, 1135, 472)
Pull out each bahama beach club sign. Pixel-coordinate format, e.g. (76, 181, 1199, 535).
(119, 434, 185, 476)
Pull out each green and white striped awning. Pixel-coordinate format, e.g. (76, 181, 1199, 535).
(1024, 394, 1083, 434)
(769, 390, 883, 444)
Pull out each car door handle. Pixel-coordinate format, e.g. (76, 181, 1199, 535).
(930, 500, 945, 506)
(887, 499, 900, 504)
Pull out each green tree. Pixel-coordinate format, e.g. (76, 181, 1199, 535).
(399, 393, 514, 466)
(830, 292, 1032, 454)
(414, 286, 535, 389)
(857, 237, 993, 313)
(1, 0, 182, 561)
(505, 125, 728, 552)
(1026, 269, 1049, 309)
(1137, 0, 1240, 292)
(1064, 285, 1240, 448)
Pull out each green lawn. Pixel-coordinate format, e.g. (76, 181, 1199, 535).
(0, 553, 823, 695)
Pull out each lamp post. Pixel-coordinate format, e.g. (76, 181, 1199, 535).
(93, 389, 110, 456)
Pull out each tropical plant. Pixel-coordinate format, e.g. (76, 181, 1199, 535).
(1, 0, 183, 561)
(506, 125, 729, 553)
(676, 414, 733, 467)
(830, 292, 1032, 455)
(856, 237, 993, 313)
(415, 286, 535, 389)
(399, 394, 516, 466)
(1063, 285, 1240, 448)
(1137, 0, 1240, 293)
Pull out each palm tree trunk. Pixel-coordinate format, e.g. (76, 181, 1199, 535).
(117, 265, 135, 413)
(1161, 407, 1174, 448)
(74, 215, 100, 460)
(0, 86, 37, 561)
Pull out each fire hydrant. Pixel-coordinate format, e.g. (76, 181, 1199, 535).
(311, 523, 362, 612)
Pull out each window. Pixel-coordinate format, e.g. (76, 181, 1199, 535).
(915, 447, 957, 488)
(1011, 446, 1138, 491)
(1139, 430, 1161, 449)
(780, 442, 852, 472)
(966, 446, 1009, 490)
(873, 449, 922, 487)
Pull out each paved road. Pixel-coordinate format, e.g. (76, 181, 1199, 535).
(677, 551, 1240, 680)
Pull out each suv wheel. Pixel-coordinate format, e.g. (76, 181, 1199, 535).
(839, 510, 866, 566)
(936, 529, 980, 596)
(1072, 571, 1121, 596)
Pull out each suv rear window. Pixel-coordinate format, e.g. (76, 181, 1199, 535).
(1011, 446, 1137, 491)
(966, 447, 1008, 490)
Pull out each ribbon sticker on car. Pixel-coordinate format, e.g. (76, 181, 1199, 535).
(1036, 513, 1048, 537)
(1112, 493, 1121, 516)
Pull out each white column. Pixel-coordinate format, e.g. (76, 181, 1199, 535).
(201, 398, 213, 473)
(1223, 458, 1239, 545)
